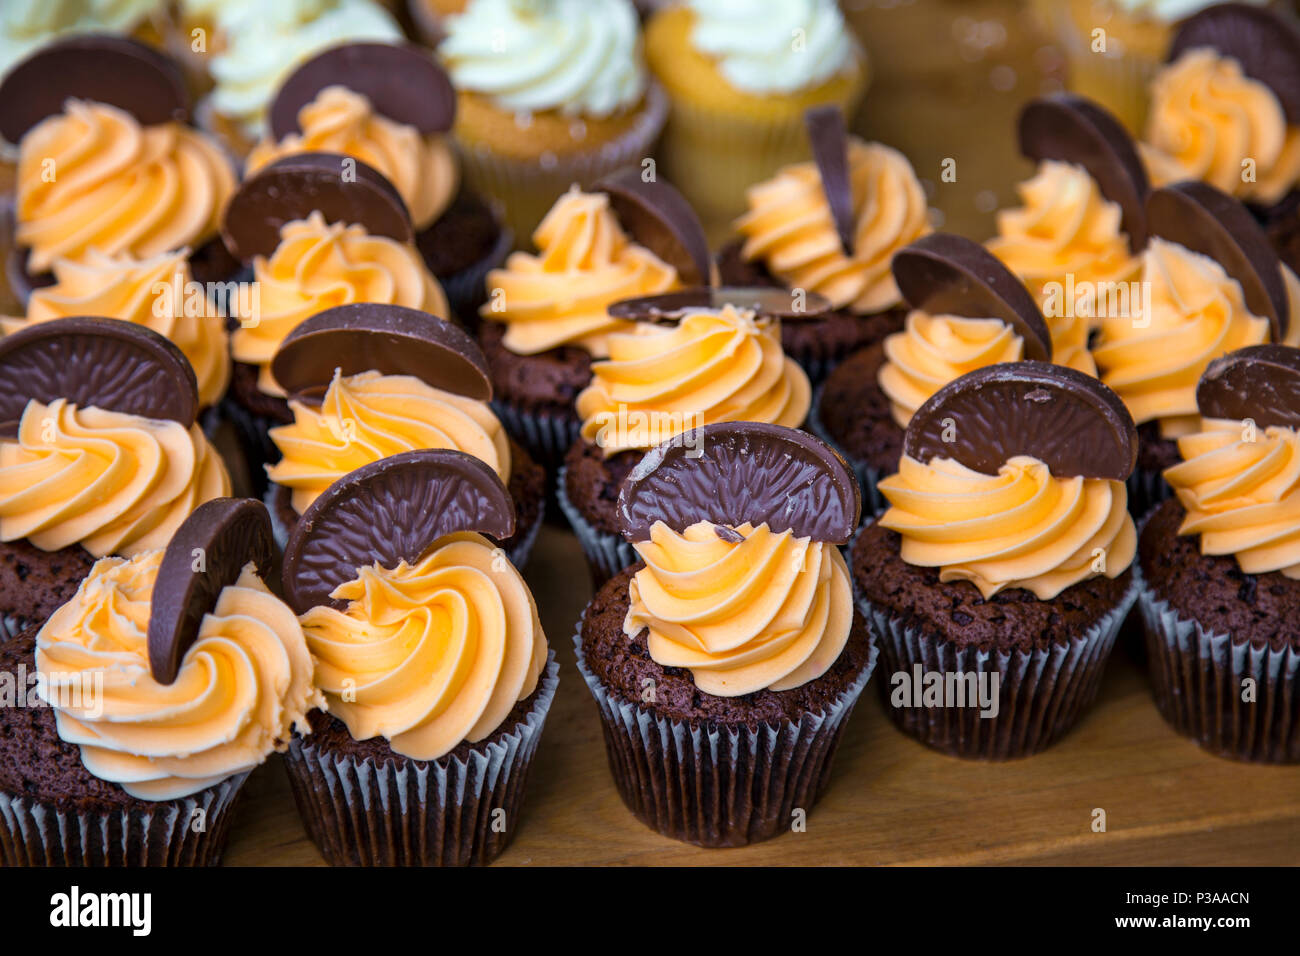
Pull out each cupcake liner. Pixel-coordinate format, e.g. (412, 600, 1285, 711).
(1127, 466, 1172, 522)
(1, 613, 35, 642)
(438, 221, 514, 328)
(0, 772, 249, 867)
(1057, 5, 1163, 132)
(572, 617, 878, 848)
(490, 398, 581, 478)
(283, 654, 559, 866)
(1138, 574, 1300, 763)
(855, 576, 1138, 759)
(807, 381, 885, 516)
(218, 394, 283, 498)
(555, 465, 636, 586)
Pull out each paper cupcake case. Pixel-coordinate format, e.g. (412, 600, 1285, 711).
(1127, 466, 1172, 522)
(572, 619, 878, 848)
(807, 383, 886, 516)
(0, 772, 249, 867)
(437, 220, 514, 329)
(490, 399, 582, 478)
(554, 465, 637, 586)
(283, 655, 558, 866)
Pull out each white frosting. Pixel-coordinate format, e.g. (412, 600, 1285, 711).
(1106, 0, 1265, 18)
(0, 0, 160, 80)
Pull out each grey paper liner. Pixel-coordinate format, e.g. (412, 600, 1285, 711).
(283, 654, 558, 866)
(437, 221, 514, 328)
(808, 381, 885, 516)
(218, 393, 283, 498)
(555, 464, 636, 587)
(1128, 466, 1171, 522)
(490, 398, 581, 478)
(572, 616, 878, 848)
(0, 771, 249, 867)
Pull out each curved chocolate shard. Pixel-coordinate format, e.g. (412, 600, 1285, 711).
(1197, 344, 1300, 430)
(148, 498, 275, 685)
(596, 167, 712, 286)
(269, 42, 456, 140)
(282, 449, 516, 613)
(221, 152, 413, 262)
(0, 34, 188, 145)
(271, 303, 491, 402)
(805, 105, 856, 256)
(891, 233, 1053, 361)
(1146, 182, 1288, 342)
(0, 317, 198, 436)
(617, 421, 861, 544)
(1169, 2, 1300, 123)
(607, 286, 833, 323)
(904, 361, 1137, 480)
(1018, 94, 1149, 251)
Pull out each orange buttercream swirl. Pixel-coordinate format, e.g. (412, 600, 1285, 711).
(15, 100, 235, 274)
(734, 139, 931, 314)
(878, 454, 1136, 600)
(625, 520, 853, 697)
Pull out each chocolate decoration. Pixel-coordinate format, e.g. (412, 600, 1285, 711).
(148, 498, 275, 685)
(607, 286, 833, 323)
(1018, 94, 1149, 251)
(0, 318, 198, 436)
(0, 35, 188, 145)
(903, 361, 1137, 480)
(271, 303, 491, 403)
(805, 105, 856, 256)
(282, 449, 516, 613)
(1197, 344, 1300, 430)
(891, 233, 1053, 361)
(1146, 182, 1289, 342)
(596, 168, 712, 286)
(617, 422, 861, 544)
(1169, 2, 1300, 123)
(221, 152, 413, 262)
(269, 42, 456, 141)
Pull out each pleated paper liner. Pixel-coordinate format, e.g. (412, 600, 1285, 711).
(490, 398, 582, 481)
(807, 381, 886, 517)
(554, 465, 636, 588)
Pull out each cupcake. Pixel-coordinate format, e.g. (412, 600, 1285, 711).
(247, 42, 512, 324)
(558, 290, 812, 586)
(644, 0, 868, 226)
(280, 449, 558, 866)
(0, 318, 230, 639)
(854, 362, 1141, 758)
(814, 233, 1053, 513)
(263, 303, 546, 568)
(576, 422, 875, 846)
(0, 497, 321, 865)
(1138, 345, 1300, 762)
(720, 105, 932, 384)
(437, 0, 669, 239)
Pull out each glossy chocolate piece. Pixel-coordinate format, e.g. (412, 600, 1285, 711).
(0, 318, 198, 436)
(596, 168, 712, 286)
(607, 286, 833, 322)
(282, 449, 516, 613)
(1197, 344, 1300, 430)
(903, 361, 1138, 480)
(891, 233, 1053, 361)
(617, 421, 862, 544)
(805, 105, 856, 255)
(148, 498, 275, 685)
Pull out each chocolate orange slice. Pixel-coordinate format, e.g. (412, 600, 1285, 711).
(596, 168, 712, 286)
(1170, 3, 1300, 122)
(1197, 344, 1300, 430)
(607, 286, 832, 322)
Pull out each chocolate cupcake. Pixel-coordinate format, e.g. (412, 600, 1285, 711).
(0, 318, 231, 639)
(575, 422, 877, 847)
(1137, 345, 1300, 762)
(720, 106, 931, 384)
(262, 303, 545, 568)
(281, 450, 558, 865)
(0, 497, 321, 866)
(557, 289, 812, 586)
(853, 363, 1140, 759)
(814, 233, 1052, 513)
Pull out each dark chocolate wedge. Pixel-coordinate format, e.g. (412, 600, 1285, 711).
(607, 286, 832, 322)
(282, 449, 516, 613)
(1197, 344, 1300, 430)
(0, 317, 198, 437)
(596, 168, 712, 286)
(903, 361, 1137, 480)
(617, 421, 861, 544)
(148, 498, 275, 685)
(805, 105, 856, 256)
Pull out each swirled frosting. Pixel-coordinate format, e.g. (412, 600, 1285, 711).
(0, 0, 160, 82)
(878, 311, 1025, 428)
(879, 454, 1137, 599)
(440, 0, 645, 118)
(1142, 48, 1300, 206)
(482, 187, 678, 357)
(734, 139, 931, 315)
(300, 532, 548, 761)
(15, 100, 235, 274)
(246, 86, 458, 232)
(576, 305, 810, 455)
(625, 520, 853, 697)
(0, 399, 230, 558)
(229, 212, 449, 395)
(1164, 417, 1300, 577)
(36, 551, 322, 801)
(1091, 237, 1271, 437)
(267, 369, 511, 514)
